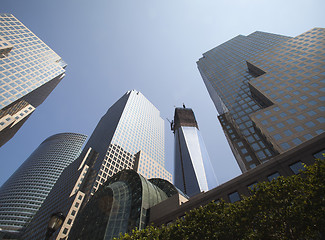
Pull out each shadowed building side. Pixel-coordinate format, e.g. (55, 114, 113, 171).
(197, 28, 325, 172)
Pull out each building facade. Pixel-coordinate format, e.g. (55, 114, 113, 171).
(172, 107, 218, 197)
(197, 28, 325, 172)
(0, 133, 87, 237)
(68, 170, 183, 240)
(150, 134, 325, 226)
(0, 13, 66, 147)
(22, 90, 172, 240)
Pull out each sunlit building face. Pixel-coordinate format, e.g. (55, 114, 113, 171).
(0, 13, 66, 147)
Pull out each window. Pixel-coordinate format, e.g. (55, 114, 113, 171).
(248, 182, 258, 191)
(281, 142, 290, 150)
(228, 191, 241, 203)
(273, 134, 282, 140)
(267, 127, 275, 132)
(250, 163, 256, 169)
(276, 123, 285, 128)
(304, 134, 313, 140)
(292, 138, 302, 145)
(245, 156, 252, 162)
(298, 104, 307, 110)
(307, 110, 316, 116)
(313, 149, 325, 160)
(316, 117, 325, 124)
(267, 172, 280, 181)
(305, 121, 315, 128)
(256, 151, 266, 159)
(286, 119, 295, 124)
(284, 130, 293, 136)
(252, 143, 260, 151)
(289, 161, 305, 174)
(294, 126, 304, 132)
(71, 210, 76, 216)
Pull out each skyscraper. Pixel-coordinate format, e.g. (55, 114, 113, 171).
(197, 28, 325, 172)
(172, 107, 217, 197)
(0, 13, 66, 147)
(0, 133, 87, 237)
(23, 90, 172, 240)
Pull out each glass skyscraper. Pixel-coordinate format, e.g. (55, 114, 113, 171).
(0, 133, 87, 237)
(172, 107, 217, 197)
(0, 13, 66, 147)
(197, 28, 325, 172)
(23, 90, 172, 240)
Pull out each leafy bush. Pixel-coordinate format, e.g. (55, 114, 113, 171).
(116, 159, 325, 240)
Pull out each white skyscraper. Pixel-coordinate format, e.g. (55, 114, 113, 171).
(172, 107, 218, 197)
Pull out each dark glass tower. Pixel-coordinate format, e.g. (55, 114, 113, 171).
(0, 133, 87, 237)
(172, 107, 217, 197)
(0, 14, 66, 147)
(197, 28, 325, 172)
(22, 90, 172, 240)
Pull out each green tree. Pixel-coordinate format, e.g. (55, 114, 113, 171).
(116, 159, 325, 240)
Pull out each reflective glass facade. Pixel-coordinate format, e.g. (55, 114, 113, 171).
(23, 90, 171, 240)
(173, 108, 218, 197)
(198, 28, 324, 172)
(0, 13, 66, 147)
(68, 170, 177, 240)
(0, 133, 86, 236)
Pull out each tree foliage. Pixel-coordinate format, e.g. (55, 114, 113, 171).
(116, 159, 325, 240)
(119, 160, 325, 240)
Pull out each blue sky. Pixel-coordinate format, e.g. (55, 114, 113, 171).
(0, 0, 324, 186)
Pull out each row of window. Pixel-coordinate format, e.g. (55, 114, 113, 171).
(228, 160, 305, 203)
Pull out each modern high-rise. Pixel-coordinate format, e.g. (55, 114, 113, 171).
(22, 90, 172, 240)
(0, 13, 66, 147)
(172, 107, 218, 197)
(197, 28, 325, 172)
(0, 133, 87, 237)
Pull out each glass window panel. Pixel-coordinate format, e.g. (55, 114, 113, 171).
(267, 172, 280, 181)
(289, 161, 305, 174)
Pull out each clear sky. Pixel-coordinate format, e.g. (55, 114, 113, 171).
(0, 0, 324, 186)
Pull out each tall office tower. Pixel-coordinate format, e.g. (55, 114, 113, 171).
(197, 28, 325, 172)
(23, 90, 172, 240)
(0, 13, 66, 147)
(172, 107, 218, 197)
(0, 133, 87, 237)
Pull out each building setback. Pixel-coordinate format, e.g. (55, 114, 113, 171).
(172, 107, 218, 197)
(197, 28, 325, 172)
(22, 90, 172, 240)
(0, 133, 87, 237)
(0, 13, 66, 147)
